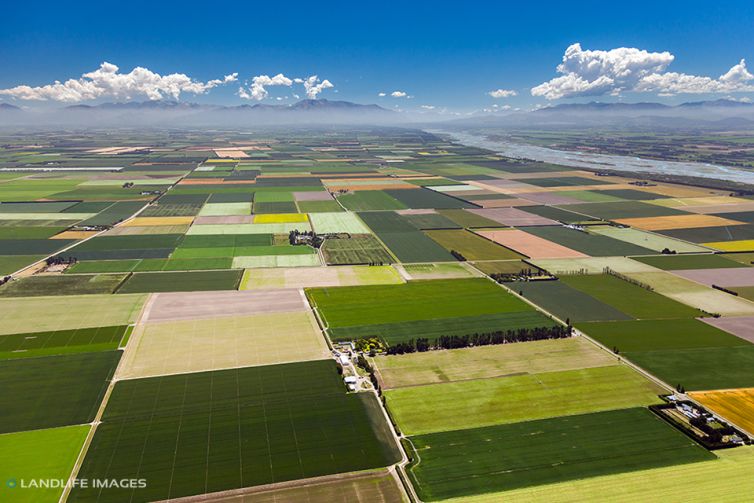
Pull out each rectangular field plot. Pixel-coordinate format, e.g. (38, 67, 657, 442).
(309, 211, 370, 233)
(476, 229, 587, 259)
(186, 222, 311, 235)
(587, 226, 711, 253)
(398, 262, 482, 280)
(560, 274, 701, 319)
(689, 388, 754, 435)
(232, 253, 321, 268)
(0, 273, 128, 297)
(0, 351, 121, 433)
(559, 201, 686, 220)
(0, 325, 127, 360)
(215, 470, 406, 503)
(144, 289, 308, 323)
(578, 319, 749, 352)
(240, 265, 403, 289)
(0, 425, 90, 503)
(0, 294, 146, 336)
(118, 311, 329, 379)
(624, 346, 754, 391)
(373, 337, 616, 389)
(632, 253, 747, 270)
(336, 190, 407, 211)
(513, 281, 633, 322)
(70, 361, 401, 502)
(308, 278, 540, 336)
(322, 235, 394, 265)
(521, 225, 655, 256)
(116, 270, 242, 293)
(479, 446, 754, 503)
(386, 365, 663, 435)
(425, 229, 524, 260)
(405, 408, 714, 501)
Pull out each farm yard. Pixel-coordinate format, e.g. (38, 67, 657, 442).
(0, 128, 753, 503)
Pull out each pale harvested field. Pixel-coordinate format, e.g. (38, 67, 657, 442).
(474, 198, 537, 208)
(615, 214, 744, 231)
(293, 191, 334, 201)
(0, 294, 146, 335)
(122, 216, 195, 227)
(449, 447, 754, 503)
(701, 316, 754, 343)
(396, 262, 482, 280)
(187, 222, 311, 235)
(531, 256, 659, 275)
(104, 224, 190, 236)
(640, 184, 723, 198)
(192, 215, 255, 225)
(588, 226, 711, 253)
(690, 388, 754, 435)
(373, 337, 617, 389)
(680, 202, 754, 214)
(468, 208, 558, 226)
(49, 230, 99, 240)
(193, 470, 406, 503)
(240, 265, 403, 290)
(118, 311, 328, 379)
(144, 289, 307, 323)
(648, 195, 751, 208)
(671, 267, 754, 287)
(627, 271, 754, 316)
(476, 229, 587, 259)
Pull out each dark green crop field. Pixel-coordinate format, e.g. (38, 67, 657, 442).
(561, 274, 701, 319)
(0, 273, 128, 297)
(0, 325, 127, 360)
(513, 280, 633, 322)
(116, 269, 242, 293)
(521, 225, 654, 256)
(70, 360, 401, 502)
(0, 351, 121, 433)
(406, 407, 713, 501)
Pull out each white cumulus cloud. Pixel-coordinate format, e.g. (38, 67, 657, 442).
(238, 73, 293, 100)
(391, 90, 408, 98)
(488, 88, 517, 98)
(378, 92, 387, 97)
(0, 62, 237, 102)
(532, 43, 754, 99)
(300, 75, 334, 99)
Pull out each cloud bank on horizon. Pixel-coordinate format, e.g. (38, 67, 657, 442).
(531, 43, 754, 100)
(0, 63, 238, 102)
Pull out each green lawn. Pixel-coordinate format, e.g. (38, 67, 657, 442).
(0, 325, 127, 360)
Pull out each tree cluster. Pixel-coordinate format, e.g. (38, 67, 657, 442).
(385, 325, 571, 355)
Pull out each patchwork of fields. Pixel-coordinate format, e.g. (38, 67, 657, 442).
(1, 129, 753, 503)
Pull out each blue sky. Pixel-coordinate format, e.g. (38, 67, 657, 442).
(2, 1, 754, 112)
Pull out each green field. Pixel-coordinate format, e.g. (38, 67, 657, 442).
(561, 274, 701, 319)
(337, 190, 407, 211)
(70, 360, 401, 502)
(559, 201, 686, 220)
(436, 209, 504, 228)
(0, 325, 127, 360)
(513, 281, 633, 322)
(321, 234, 395, 264)
(521, 225, 654, 256)
(0, 274, 128, 297)
(632, 253, 748, 270)
(0, 294, 146, 336)
(0, 425, 90, 503)
(425, 229, 524, 260)
(0, 351, 121, 433)
(406, 407, 714, 501)
(578, 318, 749, 352)
(116, 270, 242, 293)
(308, 278, 536, 329)
(373, 337, 617, 389)
(386, 365, 663, 435)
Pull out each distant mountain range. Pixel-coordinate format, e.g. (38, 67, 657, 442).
(3, 98, 754, 130)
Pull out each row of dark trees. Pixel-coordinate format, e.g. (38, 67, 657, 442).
(385, 325, 572, 355)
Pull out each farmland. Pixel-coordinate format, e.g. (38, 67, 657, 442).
(1, 128, 753, 502)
